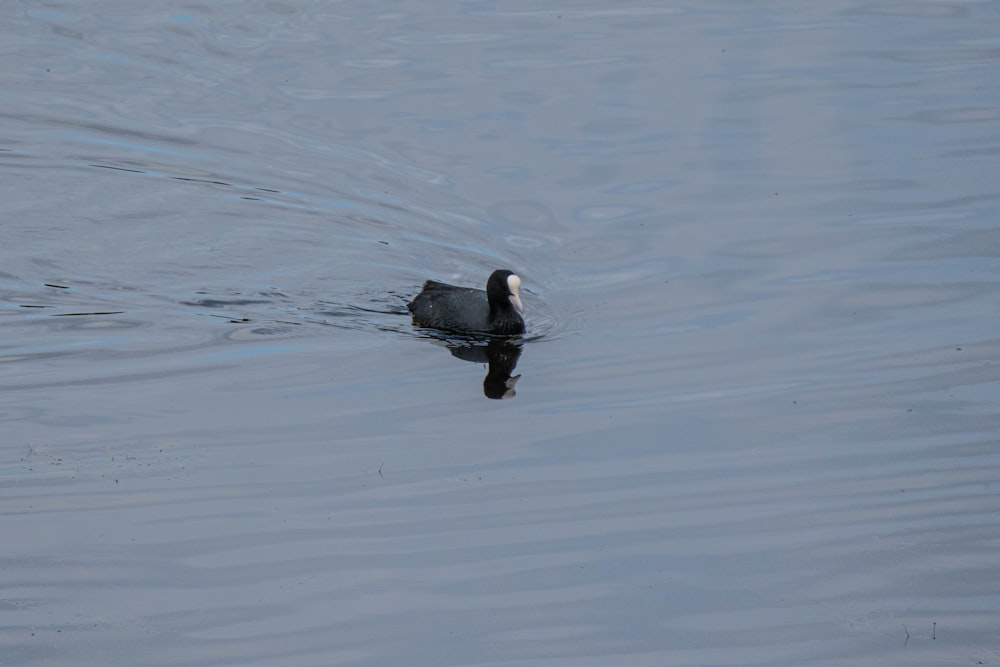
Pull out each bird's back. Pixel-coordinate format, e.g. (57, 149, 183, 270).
(407, 282, 491, 333)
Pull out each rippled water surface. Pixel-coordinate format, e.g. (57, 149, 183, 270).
(3, 2, 999, 665)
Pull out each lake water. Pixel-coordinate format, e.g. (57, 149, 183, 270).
(3, 2, 999, 665)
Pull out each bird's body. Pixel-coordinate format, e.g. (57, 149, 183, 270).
(407, 269, 525, 336)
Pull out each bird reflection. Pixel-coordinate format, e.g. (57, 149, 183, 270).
(439, 337, 524, 399)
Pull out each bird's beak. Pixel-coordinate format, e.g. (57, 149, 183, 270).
(506, 274, 524, 313)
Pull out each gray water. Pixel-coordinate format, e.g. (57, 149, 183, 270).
(3, 2, 999, 665)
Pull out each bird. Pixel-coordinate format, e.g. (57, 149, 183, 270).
(407, 269, 525, 335)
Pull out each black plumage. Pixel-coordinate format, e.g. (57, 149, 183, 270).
(407, 269, 525, 335)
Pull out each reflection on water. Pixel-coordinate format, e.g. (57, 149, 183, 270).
(446, 337, 523, 399)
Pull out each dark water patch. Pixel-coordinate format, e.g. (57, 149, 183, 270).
(91, 163, 146, 174)
(50, 311, 125, 317)
(181, 297, 273, 308)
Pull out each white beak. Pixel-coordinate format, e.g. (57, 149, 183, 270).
(507, 274, 523, 313)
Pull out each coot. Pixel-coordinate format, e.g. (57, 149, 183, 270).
(407, 269, 525, 335)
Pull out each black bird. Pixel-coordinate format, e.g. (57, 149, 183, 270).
(407, 269, 525, 335)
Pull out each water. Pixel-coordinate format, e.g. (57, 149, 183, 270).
(3, 2, 999, 665)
